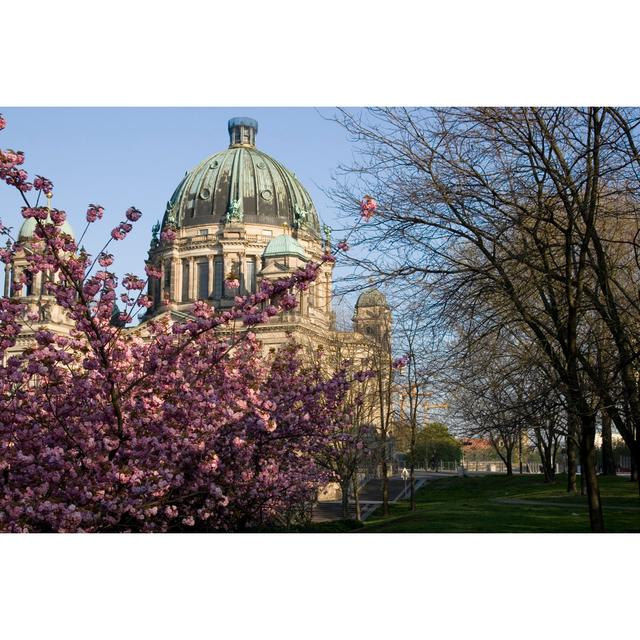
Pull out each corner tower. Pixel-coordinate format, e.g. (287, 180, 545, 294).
(353, 288, 391, 350)
(3, 201, 76, 355)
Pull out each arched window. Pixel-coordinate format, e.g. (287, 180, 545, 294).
(244, 256, 256, 294)
(24, 270, 34, 296)
(197, 260, 209, 299)
(163, 260, 172, 296)
(214, 256, 223, 298)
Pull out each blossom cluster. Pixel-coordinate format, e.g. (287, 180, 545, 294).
(392, 354, 409, 370)
(360, 195, 377, 221)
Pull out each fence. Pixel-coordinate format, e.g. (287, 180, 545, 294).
(458, 460, 562, 474)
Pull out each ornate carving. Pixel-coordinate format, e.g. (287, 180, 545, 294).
(226, 199, 243, 223)
(293, 204, 308, 229)
(151, 221, 161, 247)
(37, 301, 51, 323)
(322, 223, 332, 247)
(165, 202, 177, 227)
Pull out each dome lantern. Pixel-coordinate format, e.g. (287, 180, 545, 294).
(228, 117, 258, 148)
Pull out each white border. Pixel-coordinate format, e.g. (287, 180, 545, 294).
(2, 1, 639, 636)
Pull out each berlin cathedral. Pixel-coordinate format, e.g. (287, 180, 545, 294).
(4, 117, 391, 360)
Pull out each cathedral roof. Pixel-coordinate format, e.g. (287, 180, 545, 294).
(355, 288, 389, 309)
(263, 234, 307, 260)
(161, 118, 320, 235)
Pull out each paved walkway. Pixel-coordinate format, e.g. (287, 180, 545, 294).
(312, 472, 446, 523)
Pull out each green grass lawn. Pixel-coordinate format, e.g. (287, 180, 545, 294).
(360, 474, 640, 533)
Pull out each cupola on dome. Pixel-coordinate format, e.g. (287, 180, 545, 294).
(18, 213, 75, 241)
(356, 288, 389, 309)
(162, 117, 320, 234)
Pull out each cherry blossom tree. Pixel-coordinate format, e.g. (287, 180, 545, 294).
(0, 113, 352, 532)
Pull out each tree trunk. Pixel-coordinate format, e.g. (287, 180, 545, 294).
(630, 440, 640, 495)
(409, 463, 416, 511)
(505, 452, 513, 476)
(580, 415, 605, 533)
(518, 428, 523, 474)
(409, 411, 417, 511)
(567, 413, 579, 494)
(601, 410, 616, 476)
(340, 479, 350, 520)
(352, 474, 361, 522)
(381, 457, 389, 516)
(542, 447, 555, 483)
(533, 426, 556, 483)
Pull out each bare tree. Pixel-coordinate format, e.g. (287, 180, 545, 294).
(331, 107, 640, 530)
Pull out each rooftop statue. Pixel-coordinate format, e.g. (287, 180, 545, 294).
(226, 199, 243, 223)
(151, 220, 161, 247)
(165, 201, 177, 227)
(293, 204, 308, 229)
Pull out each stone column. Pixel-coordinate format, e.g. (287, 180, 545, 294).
(172, 257, 181, 303)
(324, 274, 330, 313)
(189, 257, 196, 300)
(3, 263, 10, 298)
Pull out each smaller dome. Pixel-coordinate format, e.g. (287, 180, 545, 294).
(356, 288, 388, 308)
(18, 214, 75, 241)
(263, 234, 307, 261)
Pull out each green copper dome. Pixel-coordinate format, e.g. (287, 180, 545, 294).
(356, 288, 389, 308)
(162, 118, 320, 235)
(263, 234, 307, 260)
(18, 214, 75, 241)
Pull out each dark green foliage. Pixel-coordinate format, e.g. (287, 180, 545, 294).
(406, 422, 461, 468)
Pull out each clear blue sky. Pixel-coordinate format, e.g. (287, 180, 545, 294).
(0, 107, 359, 289)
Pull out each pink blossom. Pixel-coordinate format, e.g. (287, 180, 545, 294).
(110, 222, 131, 241)
(0, 114, 6, 130)
(86, 204, 105, 223)
(122, 274, 145, 290)
(321, 253, 336, 264)
(160, 227, 176, 242)
(392, 354, 409, 370)
(49, 209, 66, 225)
(145, 263, 162, 279)
(360, 195, 377, 221)
(337, 240, 350, 251)
(225, 278, 240, 289)
(125, 206, 142, 222)
(33, 176, 53, 192)
(98, 253, 114, 267)
(279, 293, 297, 310)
